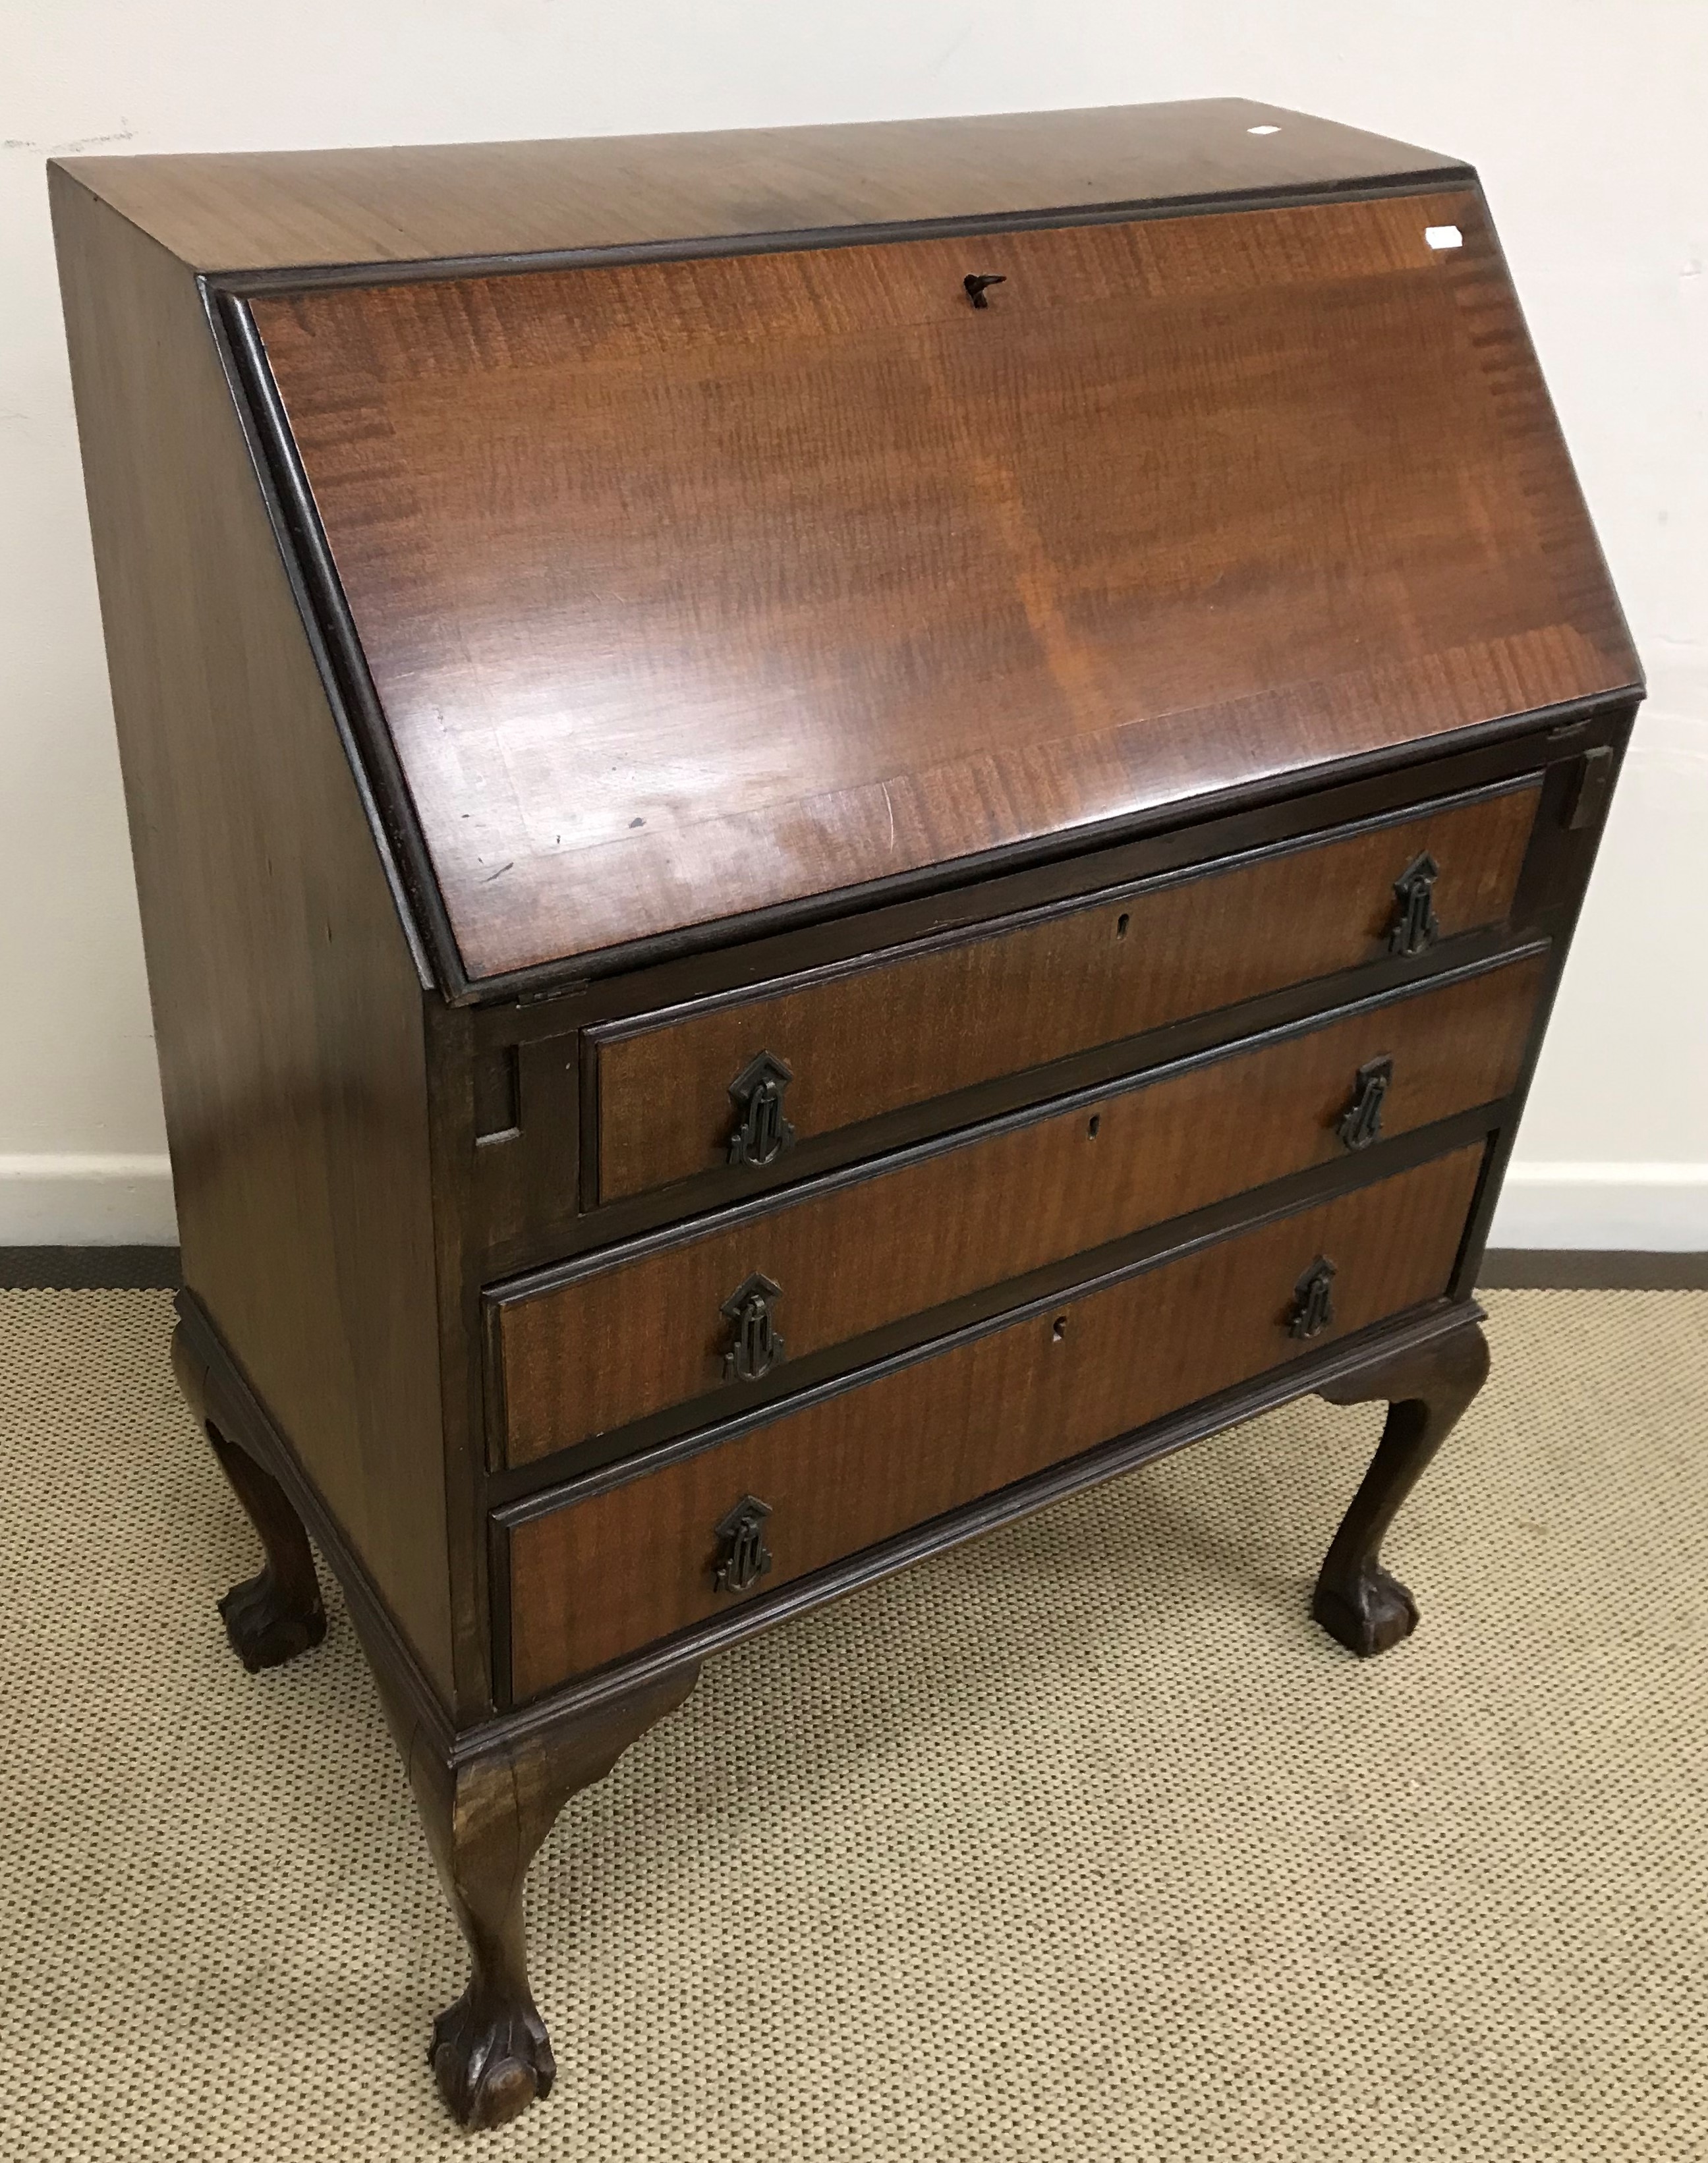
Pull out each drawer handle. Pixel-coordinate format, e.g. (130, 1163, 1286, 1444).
(727, 1051, 796, 1169)
(712, 1494, 774, 1596)
(1387, 852, 1441, 957)
(1336, 1055, 1394, 1152)
(722, 1272, 787, 1383)
(1288, 1254, 1338, 1341)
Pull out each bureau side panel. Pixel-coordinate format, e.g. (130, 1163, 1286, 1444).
(50, 173, 455, 1700)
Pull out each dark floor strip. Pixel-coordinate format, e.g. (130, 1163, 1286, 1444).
(0, 1246, 183, 1290)
(1477, 1249, 1708, 1292)
(1, 1245, 1703, 1294)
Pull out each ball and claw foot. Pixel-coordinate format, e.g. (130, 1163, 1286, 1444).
(1313, 1318, 1491, 1661)
(363, 1652, 701, 2129)
(217, 1567, 327, 1674)
(194, 1401, 327, 1674)
(1312, 1563, 1419, 1659)
(430, 1987, 557, 2131)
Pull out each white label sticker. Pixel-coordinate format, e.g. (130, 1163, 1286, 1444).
(1425, 225, 1464, 250)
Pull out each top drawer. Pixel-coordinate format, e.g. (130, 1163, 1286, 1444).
(592, 780, 1539, 1202)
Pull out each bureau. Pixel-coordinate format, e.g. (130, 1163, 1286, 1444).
(51, 100, 1639, 2128)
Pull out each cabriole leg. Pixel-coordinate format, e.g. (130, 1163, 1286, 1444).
(1313, 1319, 1491, 1657)
(368, 1660, 701, 2131)
(172, 1320, 326, 1671)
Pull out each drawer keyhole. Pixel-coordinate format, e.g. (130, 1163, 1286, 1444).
(1051, 1314, 1069, 1343)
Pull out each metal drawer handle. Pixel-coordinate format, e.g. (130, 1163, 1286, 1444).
(727, 1051, 795, 1169)
(722, 1272, 786, 1384)
(1336, 1055, 1394, 1152)
(712, 1494, 774, 1596)
(1388, 852, 1440, 957)
(1288, 1255, 1338, 1341)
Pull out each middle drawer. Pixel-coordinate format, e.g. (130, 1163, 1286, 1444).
(492, 949, 1543, 1468)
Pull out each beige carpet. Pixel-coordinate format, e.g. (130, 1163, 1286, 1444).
(1, 1287, 1704, 2160)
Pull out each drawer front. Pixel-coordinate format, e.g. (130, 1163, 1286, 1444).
(593, 781, 1540, 1202)
(497, 953, 1541, 1466)
(505, 1143, 1486, 1696)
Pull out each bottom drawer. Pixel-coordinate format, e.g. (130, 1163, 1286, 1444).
(505, 1144, 1485, 1698)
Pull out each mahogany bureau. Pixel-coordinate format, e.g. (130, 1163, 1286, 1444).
(51, 100, 1639, 2127)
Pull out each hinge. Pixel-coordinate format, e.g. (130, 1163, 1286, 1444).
(1564, 744, 1616, 833)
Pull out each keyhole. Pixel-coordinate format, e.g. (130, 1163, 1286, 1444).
(1116, 913, 1130, 939)
(1051, 1314, 1069, 1343)
(1087, 1114, 1101, 1140)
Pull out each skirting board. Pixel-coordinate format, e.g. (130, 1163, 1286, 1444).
(3, 1155, 1706, 1250)
(0, 1152, 176, 1245)
(1, 1158, 1705, 1283)
(1488, 1162, 1708, 1252)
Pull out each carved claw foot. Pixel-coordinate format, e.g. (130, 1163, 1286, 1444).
(430, 1985, 557, 2130)
(351, 1652, 702, 2129)
(174, 1322, 329, 1675)
(217, 1563, 327, 1673)
(1312, 1562, 1419, 1658)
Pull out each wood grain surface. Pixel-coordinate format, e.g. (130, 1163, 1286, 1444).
(252, 189, 1632, 978)
(50, 173, 457, 1697)
(506, 1144, 1486, 1694)
(596, 783, 1540, 1201)
(55, 100, 1463, 271)
(499, 955, 1537, 1463)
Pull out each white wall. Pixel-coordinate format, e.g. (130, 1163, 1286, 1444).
(3, 1, 1704, 1247)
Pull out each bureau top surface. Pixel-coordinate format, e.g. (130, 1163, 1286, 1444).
(59, 101, 1460, 270)
(63, 105, 1640, 986)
